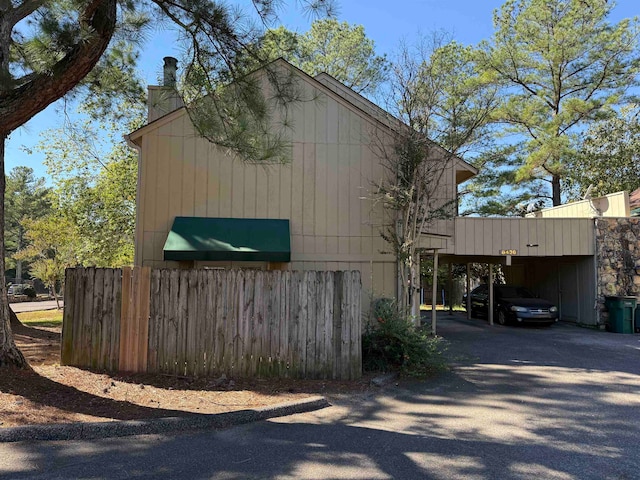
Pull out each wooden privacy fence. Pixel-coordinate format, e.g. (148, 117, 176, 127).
(62, 267, 362, 379)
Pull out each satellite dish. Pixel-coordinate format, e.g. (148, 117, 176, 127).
(582, 184, 594, 200)
(526, 199, 546, 213)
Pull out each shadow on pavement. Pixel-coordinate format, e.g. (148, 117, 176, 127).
(4, 312, 640, 479)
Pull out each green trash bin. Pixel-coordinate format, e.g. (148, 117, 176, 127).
(635, 306, 640, 333)
(605, 296, 637, 334)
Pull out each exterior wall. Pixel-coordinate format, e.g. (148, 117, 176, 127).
(314, 73, 395, 129)
(527, 191, 630, 219)
(568, 256, 597, 325)
(314, 72, 465, 243)
(504, 257, 596, 326)
(428, 149, 457, 240)
(451, 217, 594, 256)
(133, 70, 459, 306)
(595, 218, 640, 326)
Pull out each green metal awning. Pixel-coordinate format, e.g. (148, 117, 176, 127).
(163, 217, 291, 262)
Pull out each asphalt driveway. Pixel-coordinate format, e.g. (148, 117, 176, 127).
(2, 314, 640, 479)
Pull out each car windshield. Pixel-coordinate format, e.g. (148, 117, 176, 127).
(495, 286, 535, 298)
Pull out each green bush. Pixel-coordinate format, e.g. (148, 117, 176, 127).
(363, 298, 448, 376)
(23, 285, 37, 298)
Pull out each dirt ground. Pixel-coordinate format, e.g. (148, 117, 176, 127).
(1, 322, 374, 428)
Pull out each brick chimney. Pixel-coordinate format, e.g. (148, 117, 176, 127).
(147, 56, 185, 122)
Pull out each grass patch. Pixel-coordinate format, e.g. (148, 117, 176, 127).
(16, 309, 63, 328)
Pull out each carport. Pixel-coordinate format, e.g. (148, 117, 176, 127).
(421, 216, 596, 329)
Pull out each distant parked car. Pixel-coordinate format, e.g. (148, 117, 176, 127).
(463, 285, 559, 326)
(7, 283, 36, 298)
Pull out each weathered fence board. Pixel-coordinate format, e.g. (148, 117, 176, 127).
(118, 267, 131, 370)
(109, 270, 122, 371)
(60, 268, 76, 365)
(63, 267, 361, 379)
(61, 268, 123, 370)
(99, 269, 112, 370)
(117, 267, 151, 373)
(90, 268, 104, 370)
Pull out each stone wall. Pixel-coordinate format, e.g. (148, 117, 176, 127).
(595, 218, 640, 325)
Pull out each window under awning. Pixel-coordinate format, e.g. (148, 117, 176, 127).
(163, 217, 291, 262)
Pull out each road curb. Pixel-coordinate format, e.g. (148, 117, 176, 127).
(0, 396, 330, 443)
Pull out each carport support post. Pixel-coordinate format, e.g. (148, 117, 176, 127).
(432, 250, 439, 335)
(448, 262, 453, 315)
(411, 251, 421, 324)
(488, 263, 494, 326)
(466, 263, 471, 320)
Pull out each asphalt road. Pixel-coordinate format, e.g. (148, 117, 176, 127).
(2, 314, 640, 479)
(10, 300, 62, 313)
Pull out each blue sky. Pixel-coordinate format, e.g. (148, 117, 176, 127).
(5, 0, 639, 180)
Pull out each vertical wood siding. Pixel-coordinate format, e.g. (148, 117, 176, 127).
(134, 70, 460, 300)
(452, 218, 594, 256)
(62, 267, 362, 380)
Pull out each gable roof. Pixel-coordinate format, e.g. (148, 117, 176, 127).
(127, 58, 478, 182)
(313, 70, 477, 181)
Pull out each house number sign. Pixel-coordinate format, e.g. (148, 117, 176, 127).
(500, 249, 517, 255)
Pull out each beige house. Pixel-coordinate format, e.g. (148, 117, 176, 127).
(126, 58, 476, 307)
(127, 57, 638, 330)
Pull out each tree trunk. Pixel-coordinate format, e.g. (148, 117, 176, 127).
(9, 307, 22, 328)
(15, 226, 23, 282)
(15, 259, 22, 284)
(552, 174, 562, 206)
(52, 283, 60, 310)
(0, 135, 28, 368)
(0, 0, 118, 136)
(410, 252, 421, 324)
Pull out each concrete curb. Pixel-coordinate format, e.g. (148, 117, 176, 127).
(0, 396, 330, 443)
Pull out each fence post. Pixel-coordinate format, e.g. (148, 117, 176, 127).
(60, 268, 76, 365)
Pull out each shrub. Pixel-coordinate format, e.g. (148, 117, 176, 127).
(363, 298, 448, 376)
(23, 285, 37, 298)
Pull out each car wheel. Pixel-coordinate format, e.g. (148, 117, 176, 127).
(497, 310, 507, 326)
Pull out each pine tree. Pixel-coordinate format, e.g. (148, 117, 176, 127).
(0, 0, 334, 368)
(478, 0, 640, 206)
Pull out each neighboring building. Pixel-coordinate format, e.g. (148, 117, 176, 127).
(126, 58, 476, 308)
(630, 188, 640, 217)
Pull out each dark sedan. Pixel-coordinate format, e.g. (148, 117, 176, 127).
(463, 285, 559, 326)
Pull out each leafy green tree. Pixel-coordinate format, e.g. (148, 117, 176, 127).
(262, 19, 388, 96)
(371, 35, 498, 326)
(5, 167, 51, 282)
(37, 111, 142, 267)
(564, 104, 640, 199)
(0, 0, 334, 367)
(16, 216, 82, 310)
(478, 0, 640, 206)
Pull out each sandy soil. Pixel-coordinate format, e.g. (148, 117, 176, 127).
(0, 322, 373, 428)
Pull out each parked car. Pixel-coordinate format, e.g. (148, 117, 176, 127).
(463, 285, 559, 326)
(8, 284, 24, 295)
